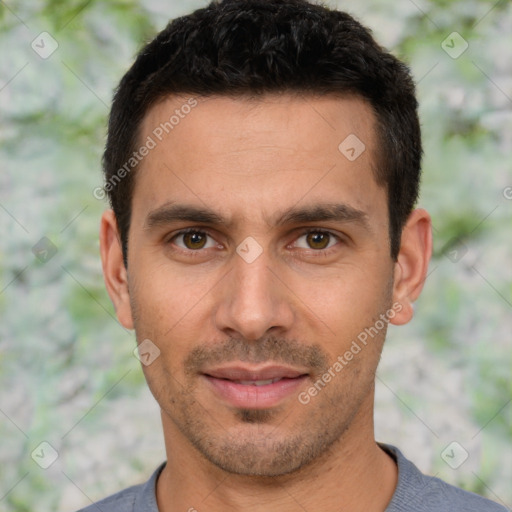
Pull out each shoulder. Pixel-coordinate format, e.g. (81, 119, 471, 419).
(77, 484, 141, 511)
(75, 463, 165, 512)
(382, 444, 508, 512)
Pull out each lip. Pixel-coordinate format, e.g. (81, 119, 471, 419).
(202, 364, 309, 409)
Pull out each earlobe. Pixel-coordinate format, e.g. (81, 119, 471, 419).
(99, 210, 134, 330)
(390, 208, 432, 326)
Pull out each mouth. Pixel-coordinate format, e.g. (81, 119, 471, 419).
(202, 364, 309, 409)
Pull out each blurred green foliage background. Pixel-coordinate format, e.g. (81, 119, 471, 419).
(0, 0, 511, 510)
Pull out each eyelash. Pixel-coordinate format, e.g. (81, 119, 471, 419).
(167, 227, 342, 257)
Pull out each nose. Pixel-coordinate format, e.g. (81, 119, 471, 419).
(214, 247, 295, 341)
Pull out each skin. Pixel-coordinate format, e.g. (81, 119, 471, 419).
(100, 94, 432, 511)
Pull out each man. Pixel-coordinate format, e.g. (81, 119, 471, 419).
(83, 0, 507, 510)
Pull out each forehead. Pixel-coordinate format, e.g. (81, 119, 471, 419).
(132, 93, 385, 231)
(140, 93, 376, 161)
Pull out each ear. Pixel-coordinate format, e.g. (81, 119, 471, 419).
(389, 208, 432, 326)
(99, 209, 134, 330)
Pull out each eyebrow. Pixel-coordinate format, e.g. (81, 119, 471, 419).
(144, 201, 370, 232)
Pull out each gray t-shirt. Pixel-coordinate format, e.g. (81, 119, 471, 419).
(77, 444, 508, 511)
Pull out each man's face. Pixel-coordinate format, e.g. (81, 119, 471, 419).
(115, 94, 401, 476)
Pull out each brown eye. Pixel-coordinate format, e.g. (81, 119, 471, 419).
(292, 230, 340, 253)
(305, 232, 331, 250)
(183, 232, 207, 249)
(172, 230, 216, 251)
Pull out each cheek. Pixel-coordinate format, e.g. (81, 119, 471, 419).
(129, 266, 215, 373)
(291, 270, 393, 367)
(132, 262, 210, 321)
(292, 262, 391, 319)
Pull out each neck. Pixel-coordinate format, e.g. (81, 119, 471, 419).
(156, 396, 397, 512)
